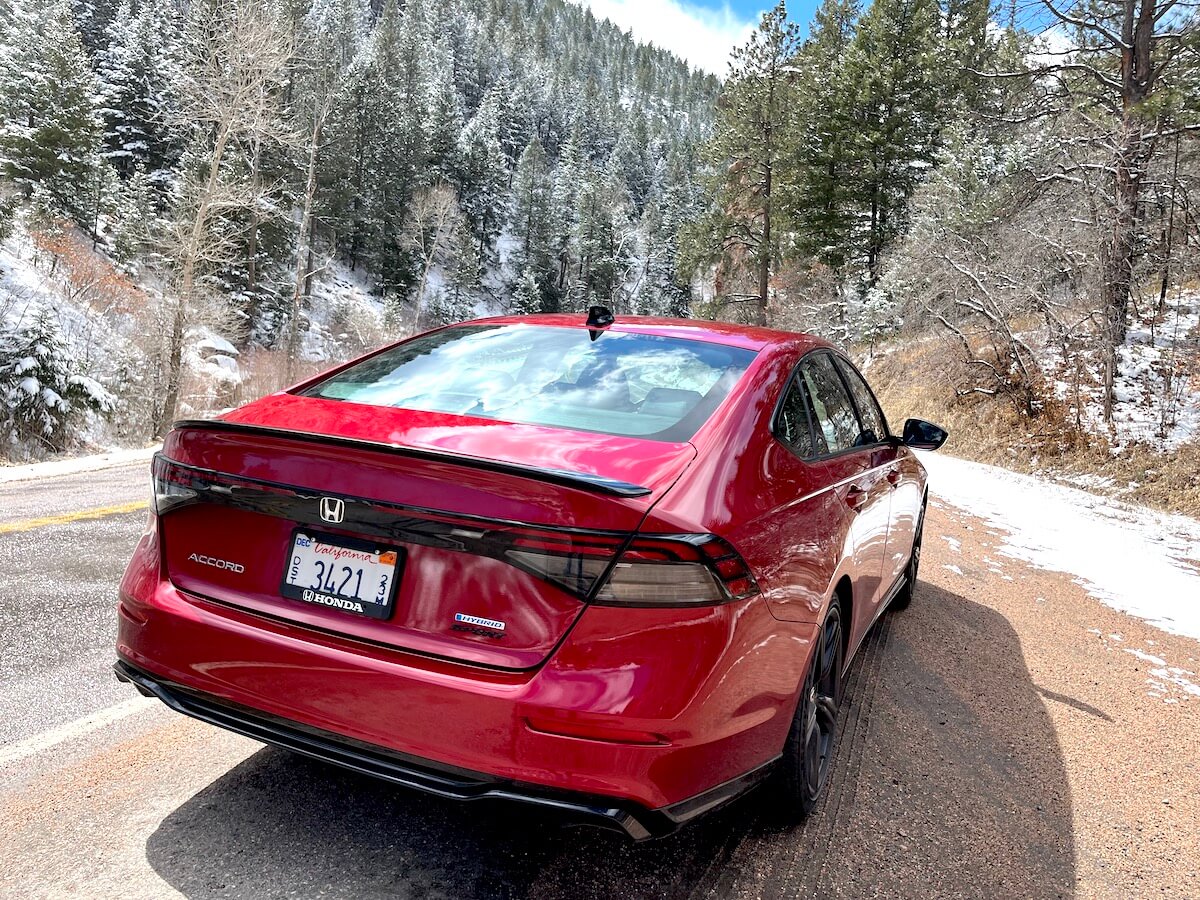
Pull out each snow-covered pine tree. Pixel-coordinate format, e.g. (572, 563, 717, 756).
(511, 265, 543, 315)
(0, 306, 114, 459)
(456, 87, 510, 258)
(70, 0, 119, 53)
(637, 147, 696, 316)
(0, 0, 106, 228)
(508, 138, 557, 308)
(94, 0, 183, 189)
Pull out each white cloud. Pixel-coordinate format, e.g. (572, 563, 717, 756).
(578, 0, 758, 76)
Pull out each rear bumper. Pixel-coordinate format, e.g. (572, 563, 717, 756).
(117, 523, 811, 837)
(115, 658, 773, 840)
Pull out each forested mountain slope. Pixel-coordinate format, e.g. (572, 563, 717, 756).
(0, 0, 718, 457)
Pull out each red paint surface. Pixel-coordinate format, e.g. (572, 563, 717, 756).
(118, 316, 927, 812)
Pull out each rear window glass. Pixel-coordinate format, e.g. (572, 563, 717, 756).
(302, 324, 757, 441)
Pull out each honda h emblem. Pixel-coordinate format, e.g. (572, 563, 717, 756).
(319, 496, 345, 524)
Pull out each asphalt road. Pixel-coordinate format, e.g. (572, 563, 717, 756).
(1, 461, 1197, 898)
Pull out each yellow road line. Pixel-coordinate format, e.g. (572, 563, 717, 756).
(0, 500, 149, 535)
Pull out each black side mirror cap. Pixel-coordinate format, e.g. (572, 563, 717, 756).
(901, 418, 948, 451)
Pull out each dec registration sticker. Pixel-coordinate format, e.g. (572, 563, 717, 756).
(280, 531, 401, 620)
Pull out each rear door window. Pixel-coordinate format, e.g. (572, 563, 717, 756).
(798, 353, 863, 454)
(776, 371, 825, 458)
(833, 356, 889, 444)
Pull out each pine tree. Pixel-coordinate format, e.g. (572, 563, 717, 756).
(841, 0, 944, 283)
(508, 138, 557, 308)
(0, 306, 114, 458)
(511, 265, 543, 314)
(0, 0, 106, 228)
(94, 0, 184, 189)
(679, 3, 800, 324)
(638, 148, 696, 316)
(110, 164, 158, 266)
(783, 0, 861, 273)
(70, 0, 119, 53)
(548, 124, 583, 296)
(456, 88, 510, 256)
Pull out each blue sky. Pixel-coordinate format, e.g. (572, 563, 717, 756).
(578, 0, 822, 75)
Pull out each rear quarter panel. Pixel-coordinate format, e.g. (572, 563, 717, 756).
(643, 344, 853, 630)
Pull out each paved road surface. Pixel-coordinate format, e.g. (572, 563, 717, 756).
(1, 461, 1197, 898)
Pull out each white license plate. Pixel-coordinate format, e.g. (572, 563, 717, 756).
(280, 531, 401, 620)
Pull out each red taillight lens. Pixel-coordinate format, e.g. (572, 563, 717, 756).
(592, 533, 759, 607)
(151, 454, 201, 515)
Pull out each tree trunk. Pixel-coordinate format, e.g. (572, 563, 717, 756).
(247, 137, 261, 294)
(757, 160, 771, 326)
(1100, 117, 1143, 423)
(1156, 130, 1181, 322)
(1100, 0, 1159, 422)
(157, 121, 234, 436)
(287, 102, 326, 381)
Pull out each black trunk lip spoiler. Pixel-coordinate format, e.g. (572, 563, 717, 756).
(171, 418, 653, 499)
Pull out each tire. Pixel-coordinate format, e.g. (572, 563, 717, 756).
(772, 600, 845, 821)
(890, 500, 925, 611)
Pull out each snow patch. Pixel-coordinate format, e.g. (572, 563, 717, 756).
(0, 446, 159, 483)
(920, 451, 1200, 641)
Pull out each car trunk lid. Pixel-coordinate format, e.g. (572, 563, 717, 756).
(156, 394, 695, 670)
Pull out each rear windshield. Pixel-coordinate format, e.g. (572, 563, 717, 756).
(302, 323, 757, 441)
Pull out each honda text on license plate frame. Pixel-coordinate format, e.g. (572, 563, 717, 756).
(280, 530, 403, 620)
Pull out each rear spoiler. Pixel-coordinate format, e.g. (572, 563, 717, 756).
(170, 419, 652, 499)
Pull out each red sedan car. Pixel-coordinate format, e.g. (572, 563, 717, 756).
(115, 310, 946, 839)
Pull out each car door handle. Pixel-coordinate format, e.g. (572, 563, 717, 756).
(886, 470, 901, 487)
(845, 485, 867, 510)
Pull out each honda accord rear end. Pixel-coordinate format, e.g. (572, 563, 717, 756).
(115, 316, 817, 838)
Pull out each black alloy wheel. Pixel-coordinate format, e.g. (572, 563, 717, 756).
(774, 600, 844, 819)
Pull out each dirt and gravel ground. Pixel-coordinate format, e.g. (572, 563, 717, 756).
(1, 463, 1197, 899)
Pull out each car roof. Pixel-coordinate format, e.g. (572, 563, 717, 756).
(465, 314, 835, 354)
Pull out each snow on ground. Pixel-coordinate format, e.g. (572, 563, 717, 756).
(0, 446, 158, 483)
(920, 451, 1200, 642)
(302, 255, 387, 362)
(1048, 288, 1200, 450)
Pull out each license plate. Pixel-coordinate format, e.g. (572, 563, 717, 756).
(280, 531, 401, 620)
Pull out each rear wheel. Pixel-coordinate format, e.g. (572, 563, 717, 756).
(772, 601, 844, 820)
(890, 501, 925, 611)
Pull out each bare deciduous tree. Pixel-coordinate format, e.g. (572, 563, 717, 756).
(401, 182, 464, 329)
(987, 0, 1198, 420)
(155, 0, 294, 435)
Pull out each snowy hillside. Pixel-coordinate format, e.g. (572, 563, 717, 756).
(0, 216, 383, 459)
(1042, 289, 1200, 451)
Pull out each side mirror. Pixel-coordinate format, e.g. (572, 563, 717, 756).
(901, 418, 948, 451)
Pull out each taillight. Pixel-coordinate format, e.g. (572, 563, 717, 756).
(592, 534, 759, 607)
(501, 527, 627, 596)
(150, 454, 759, 606)
(152, 454, 200, 515)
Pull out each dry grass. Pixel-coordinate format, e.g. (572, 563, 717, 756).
(865, 334, 1200, 518)
(231, 348, 329, 405)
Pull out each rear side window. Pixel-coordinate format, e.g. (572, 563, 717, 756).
(833, 356, 889, 443)
(302, 323, 757, 442)
(799, 353, 861, 454)
(776, 373, 823, 458)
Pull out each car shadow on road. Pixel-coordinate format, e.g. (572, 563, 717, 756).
(146, 582, 1075, 899)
